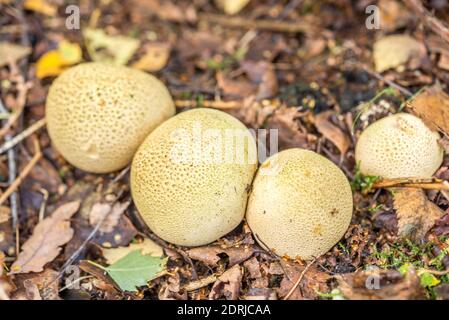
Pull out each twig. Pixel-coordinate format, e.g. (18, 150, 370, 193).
(283, 255, 320, 300)
(372, 178, 449, 191)
(199, 13, 315, 34)
(0, 98, 18, 228)
(175, 99, 242, 110)
(0, 118, 46, 154)
(183, 274, 219, 292)
(403, 0, 449, 44)
(362, 66, 413, 97)
(0, 136, 41, 206)
(38, 188, 49, 222)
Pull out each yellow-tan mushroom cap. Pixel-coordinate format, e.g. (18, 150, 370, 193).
(45, 62, 175, 173)
(246, 148, 353, 260)
(131, 108, 258, 246)
(355, 113, 443, 179)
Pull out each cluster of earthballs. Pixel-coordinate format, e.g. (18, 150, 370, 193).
(46, 63, 444, 260)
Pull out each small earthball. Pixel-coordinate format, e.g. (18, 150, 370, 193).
(131, 108, 258, 246)
(246, 148, 353, 260)
(355, 113, 443, 179)
(45, 62, 175, 173)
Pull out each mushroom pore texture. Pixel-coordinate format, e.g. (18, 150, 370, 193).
(131, 108, 258, 246)
(355, 113, 443, 179)
(46, 62, 175, 173)
(246, 148, 353, 260)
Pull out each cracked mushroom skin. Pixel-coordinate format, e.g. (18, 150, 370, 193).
(246, 148, 353, 260)
(45, 62, 175, 173)
(355, 113, 443, 179)
(131, 108, 258, 246)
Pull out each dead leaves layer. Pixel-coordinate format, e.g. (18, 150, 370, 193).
(11, 201, 80, 274)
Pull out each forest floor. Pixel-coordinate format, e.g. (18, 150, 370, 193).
(1, 0, 449, 300)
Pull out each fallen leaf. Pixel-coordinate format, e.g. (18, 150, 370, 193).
(241, 60, 278, 100)
(0, 43, 31, 67)
(0, 206, 10, 224)
(187, 245, 254, 267)
(0, 222, 15, 255)
(89, 201, 130, 234)
(266, 108, 316, 150)
(408, 85, 449, 135)
(10, 201, 80, 274)
(101, 238, 164, 264)
(378, 0, 414, 32)
(12, 269, 60, 300)
(244, 288, 277, 300)
(314, 111, 351, 155)
(373, 35, 428, 72)
(35, 41, 82, 78)
(132, 43, 170, 72)
(83, 28, 140, 65)
(104, 250, 167, 292)
(394, 188, 445, 242)
(24, 0, 57, 16)
(215, 0, 250, 15)
(336, 268, 426, 300)
(216, 72, 256, 98)
(0, 252, 13, 300)
(209, 265, 242, 300)
(158, 272, 187, 300)
(243, 257, 261, 279)
(277, 261, 331, 300)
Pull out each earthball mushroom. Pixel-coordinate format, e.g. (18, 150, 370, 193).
(131, 108, 258, 246)
(246, 148, 353, 260)
(45, 62, 175, 173)
(355, 113, 444, 179)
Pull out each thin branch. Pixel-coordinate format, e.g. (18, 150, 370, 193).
(403, 0, 449, 44)
(175, 99, 242, 110)
(362, 66, 413, 97)
(199, 13, 315, 34)
(0, 98, 18, 228)
(0, 118, 46, 154)
(0, 136, 41, 206)
(283, 255, 320, 300)
(372, 178, 449, 191)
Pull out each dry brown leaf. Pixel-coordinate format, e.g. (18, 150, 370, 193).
(209, 265, 242, 300)
(10, 201, 80, 274)
(336, 268, 426, 300)
(187, 245, 254, 267)
(277, 261, 330, 300)
(12, 269, 60, 300)
(266, 108, 316, 150)
(216, 72, 256, 98)
(132, 43, 170, 72)
(244, 288, 277, 300)
(89, 201, 130, 234)
(314, 111, 351, 155)
(0, 42, 31, 67)
(408, 85, 449, 135)
(0, 252, 13, 300)
(241, 60, 278, 100)
(0, 206, 10, 224)
(378, 0, 414, 32)
(101, 238, 164, 264)
(394, 188, 445, 242)
(373, 35, 428, 72)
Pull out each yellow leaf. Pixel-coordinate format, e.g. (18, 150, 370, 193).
(35, 41, 82, 79)
(24, 0, 57, 16)
(132, 43, 170, 72)
(0, 42, 31, 67)
(59, 41, 82, 64)
(101, 238, 164, 265)
(83, 28, 140, 66)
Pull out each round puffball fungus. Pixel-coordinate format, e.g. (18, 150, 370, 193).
(355, 113, 443, 179)
(45, 62, 175, 173)
(131, 108, 258, 246)
(246, 148, 353, 260)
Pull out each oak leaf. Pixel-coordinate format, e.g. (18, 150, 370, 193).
(10, 201, 80, 274)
